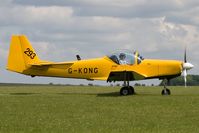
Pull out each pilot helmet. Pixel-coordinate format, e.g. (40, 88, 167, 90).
(119, 53, 126, 59)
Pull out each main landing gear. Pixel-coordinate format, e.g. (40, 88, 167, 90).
(120, 86, 135, 96)
(161, 79, 171, 95)
(120, 80, 135, 96)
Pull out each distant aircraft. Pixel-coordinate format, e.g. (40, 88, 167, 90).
(7, 35, 194, 96)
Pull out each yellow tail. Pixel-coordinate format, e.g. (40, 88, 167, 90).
(7, 35, 40, 73)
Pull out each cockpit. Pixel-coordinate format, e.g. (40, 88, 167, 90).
(107, 50, 144, 65)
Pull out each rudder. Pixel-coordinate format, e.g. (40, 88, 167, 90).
(19, 35, 40, 65)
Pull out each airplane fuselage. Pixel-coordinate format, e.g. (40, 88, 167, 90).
(22, 56, 182, 81)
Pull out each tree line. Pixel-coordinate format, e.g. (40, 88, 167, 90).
(159, 75, 199, 86)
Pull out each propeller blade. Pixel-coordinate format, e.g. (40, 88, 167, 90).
(184, 47, 187, 63)
(183, 69, 187, 88)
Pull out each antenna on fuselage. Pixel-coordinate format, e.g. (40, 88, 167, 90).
(76, 55, 81, 60)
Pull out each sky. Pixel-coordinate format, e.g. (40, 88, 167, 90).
(0, 0, 198, 85)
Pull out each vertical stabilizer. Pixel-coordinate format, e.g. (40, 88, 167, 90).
(7, 35, 40, 73)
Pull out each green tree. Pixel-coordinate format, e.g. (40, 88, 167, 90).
(159, 75, 199, 86)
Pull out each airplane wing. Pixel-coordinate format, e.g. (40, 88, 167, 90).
(107, 70, 147, 82)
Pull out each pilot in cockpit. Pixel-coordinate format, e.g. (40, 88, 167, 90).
(119, 53, 128, 64)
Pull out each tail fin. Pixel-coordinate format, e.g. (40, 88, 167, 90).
(7, 35, 40, 73)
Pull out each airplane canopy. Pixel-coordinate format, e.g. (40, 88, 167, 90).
(107, 50, 144, 65)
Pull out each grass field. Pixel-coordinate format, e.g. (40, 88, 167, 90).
(0, 85, 199, 133)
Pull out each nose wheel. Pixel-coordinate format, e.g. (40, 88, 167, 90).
(161, 87, 171, 95)
(161, 79, 171, 95)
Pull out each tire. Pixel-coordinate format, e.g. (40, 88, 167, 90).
(161, 88, 171, 95)
(120, 87, 129, 96)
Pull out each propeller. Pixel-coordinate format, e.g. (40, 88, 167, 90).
(182, 47, 194, 87)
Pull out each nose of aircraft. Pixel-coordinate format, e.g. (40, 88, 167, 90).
(182, 62, 194, 88)
(183, 62, 194, 70)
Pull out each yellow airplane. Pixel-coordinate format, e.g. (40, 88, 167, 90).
(7, 35, 194, 95)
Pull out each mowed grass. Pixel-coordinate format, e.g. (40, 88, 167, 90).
(0, 85, 199, 133)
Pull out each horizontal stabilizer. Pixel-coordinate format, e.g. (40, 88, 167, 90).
(29, 62, 74, 69)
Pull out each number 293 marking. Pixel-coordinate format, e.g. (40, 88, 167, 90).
(24, 48, 36, 59)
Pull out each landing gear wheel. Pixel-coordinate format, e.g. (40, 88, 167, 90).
(161, 88, 171, 95)
(120, 87, 129, 96)
(128, 86, 135, 95)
